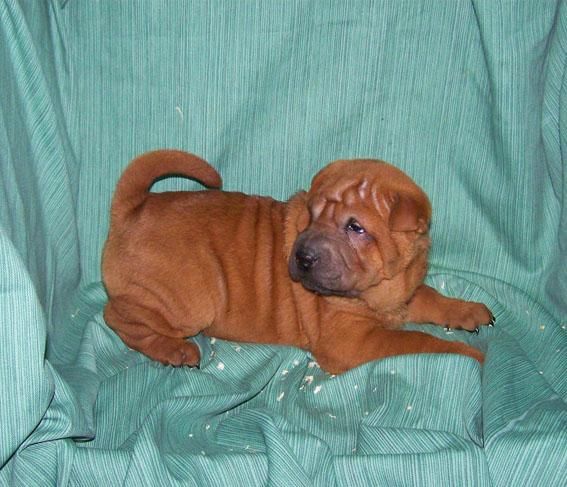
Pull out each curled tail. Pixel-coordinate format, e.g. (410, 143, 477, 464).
(110, 149, 222, 221)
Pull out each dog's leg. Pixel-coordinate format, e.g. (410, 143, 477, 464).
(104, 302, 200, 367)
(117, 329, 200, 367)
(313, 321, 484, 374)
(407, 284, 494, 332)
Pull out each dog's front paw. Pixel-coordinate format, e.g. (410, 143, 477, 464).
(444, 300, 494, 333)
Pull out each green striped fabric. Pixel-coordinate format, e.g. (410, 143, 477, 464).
(1, 1, 565, 485)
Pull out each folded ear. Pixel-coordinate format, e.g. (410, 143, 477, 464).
(388, 193, 430, 234)
(369, 189, 431, 279)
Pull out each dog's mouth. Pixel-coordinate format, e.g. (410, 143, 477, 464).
(291, 273, 358, 298)
(306, 283, 357, 298)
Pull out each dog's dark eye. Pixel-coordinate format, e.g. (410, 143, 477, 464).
(346, 219, 366, 234)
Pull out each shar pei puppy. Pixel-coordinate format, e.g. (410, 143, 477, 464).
(102, 150, 494, 373)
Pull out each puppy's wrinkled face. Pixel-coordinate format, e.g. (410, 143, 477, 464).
(288, 160, 431, 297)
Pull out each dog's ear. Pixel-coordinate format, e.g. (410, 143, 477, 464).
(370, 189, 430, 279)
(388, 193, 430, 234)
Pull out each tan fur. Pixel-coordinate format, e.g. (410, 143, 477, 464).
(102, 150, 493, 374)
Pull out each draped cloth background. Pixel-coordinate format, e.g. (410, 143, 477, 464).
(1, 1, 565, 485)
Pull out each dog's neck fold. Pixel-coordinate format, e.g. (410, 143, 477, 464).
(283, 191, 310, 262)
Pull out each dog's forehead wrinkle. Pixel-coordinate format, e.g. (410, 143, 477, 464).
(357, 179, 369, 199)
(310, 196, 326, 219)
(371, 186, 394, 217)
(315, 178, 371, 211)
(324, 202, 336, 219)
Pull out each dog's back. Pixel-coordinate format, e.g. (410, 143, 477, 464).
(101, 151, 308, 365)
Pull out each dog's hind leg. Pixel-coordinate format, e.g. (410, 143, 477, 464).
(313, 324, 484, 374)
(122, 331, 200, 367)
(104, 301, 201, 367)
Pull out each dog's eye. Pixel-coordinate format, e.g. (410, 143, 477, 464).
(345, 219, 366, 234)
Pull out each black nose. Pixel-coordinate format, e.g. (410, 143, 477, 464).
(295, 248, 318, 272)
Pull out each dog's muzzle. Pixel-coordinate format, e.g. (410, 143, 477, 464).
(289, 233, 356, 297)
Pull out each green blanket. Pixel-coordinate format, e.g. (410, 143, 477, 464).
(1, 1, 565, 485)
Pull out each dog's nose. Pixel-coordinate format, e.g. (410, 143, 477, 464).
(295, 248, 318, 271)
